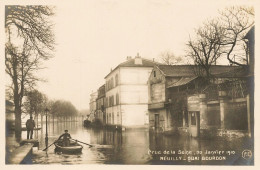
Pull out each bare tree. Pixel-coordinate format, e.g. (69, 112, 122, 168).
(186, 6, 254, 80)
(219, 6, 254, 66)
(160, 51, 184, 65)
(50, 100, 78, 121)
(24, 90, 44, 117)
(186, 20, 225, 80)
(5, 6, 55, 138)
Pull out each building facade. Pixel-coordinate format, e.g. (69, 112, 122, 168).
(105, 54, 160, 129)
(148, 65, 250, 138)
(89, 91, 98, 122)
(96, 84, 106, 124)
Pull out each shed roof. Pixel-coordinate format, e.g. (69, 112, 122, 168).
(167, 76, 198, 88)
(157, 65, 244, 77)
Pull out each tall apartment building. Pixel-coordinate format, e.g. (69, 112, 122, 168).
(104, 54, 160, 129)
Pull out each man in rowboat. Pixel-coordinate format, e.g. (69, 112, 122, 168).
(58, 130, 72, 146)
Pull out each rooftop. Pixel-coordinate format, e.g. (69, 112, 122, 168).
(105, 55, 161, 78)
(157, 65, 245, 77)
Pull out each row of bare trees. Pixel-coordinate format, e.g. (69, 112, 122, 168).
(5, 6, 55, 138)
(24, 89, 78, 125)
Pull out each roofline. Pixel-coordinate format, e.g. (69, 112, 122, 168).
(156, 64, 241, 77)
(104, 58, 161, 79)
(167, 76, 198, 88)
(244, 25, 255, 39)
(155, 65, 166, 77)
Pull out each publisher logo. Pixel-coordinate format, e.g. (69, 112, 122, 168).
(242, 150, 252, 160)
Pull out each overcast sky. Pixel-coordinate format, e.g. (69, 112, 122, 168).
(3, 0, 256, 110)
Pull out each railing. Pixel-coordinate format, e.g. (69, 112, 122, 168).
(203, 79, 248, 100)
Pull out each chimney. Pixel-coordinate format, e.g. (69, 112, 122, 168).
(134, 53, 142, 65)
(135, 52, 140, 58)
(126, 56, 132, 60)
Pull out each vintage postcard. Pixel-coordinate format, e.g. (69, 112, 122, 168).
(2, 0, 259, 167)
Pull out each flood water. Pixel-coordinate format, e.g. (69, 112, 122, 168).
(10, 119, 254, 165)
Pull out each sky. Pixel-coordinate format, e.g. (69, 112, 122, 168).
(2, 0, 257, 110)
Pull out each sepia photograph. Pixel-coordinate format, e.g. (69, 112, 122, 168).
(2, 0, 257, 166)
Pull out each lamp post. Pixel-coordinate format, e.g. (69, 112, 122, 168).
(45, 108, 49, 148)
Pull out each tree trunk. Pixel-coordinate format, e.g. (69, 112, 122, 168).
(13, 65, 22, 139)
(41, 113, 43, 127)
(36, 113, 38, 128)
(14, 105, 22, 139)
(53, 114, 55, 128)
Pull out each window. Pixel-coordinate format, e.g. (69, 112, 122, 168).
(153, 70, 156, 77)
(111, 78, 114, 88)
(117, 112, 120, 124)
(112, 112, 114, 124)
(190, 112, 197, 126)
(112, 95, 114, 106)
(108, 96, 114, 107)
(116, 93, 119, 105)
(106, 97, 109, 107)
(115, 74, 118, 86)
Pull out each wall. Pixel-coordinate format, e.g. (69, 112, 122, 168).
(150, 83, 165, 103)
(148, 67, 165, 104)
(121, 104, 149, 127)
(186, 93, 249, 138)
(96, 97, 105, 123)
(224, 100, 247, 130)
(120, 67, 152, 85)
(106, 105, 121, 125)
(149, 109, 172, 131)
(120, 85, 148, 104)
(105, 68, 120, 125)
(105, 67, 153, 128)
(119, 67, 153, 128)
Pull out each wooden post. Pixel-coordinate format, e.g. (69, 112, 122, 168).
(219, 91, 227, 129)
(247, 95, 251, 137)
(182, 110, 186, 127)
(199, 94, 207, 129)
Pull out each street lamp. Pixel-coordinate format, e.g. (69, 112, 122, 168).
(45, 108, 49, 148)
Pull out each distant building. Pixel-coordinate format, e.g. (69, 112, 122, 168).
(148, 65, 250, 138)
(104, 54, 160, 129)
(96, 84, 106, 124)
(89, 91, 98, 122)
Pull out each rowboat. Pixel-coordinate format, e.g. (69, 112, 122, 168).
(54, 139, 83, 154)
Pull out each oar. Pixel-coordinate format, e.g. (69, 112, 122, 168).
(42, 140, 57, 151)
(71, 139, 93, 147)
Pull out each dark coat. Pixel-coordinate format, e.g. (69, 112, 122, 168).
(26, 119, 35, 130)
(58, 132, 71, 141)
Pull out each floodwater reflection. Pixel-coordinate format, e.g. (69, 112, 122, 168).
(14, 121, 253, 165)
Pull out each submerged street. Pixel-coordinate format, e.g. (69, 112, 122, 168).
(6, 120, 253, 165)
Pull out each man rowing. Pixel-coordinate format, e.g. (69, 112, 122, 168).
(58, 130, 72, 146)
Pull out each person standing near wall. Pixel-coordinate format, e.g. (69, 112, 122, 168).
(26, 116, 35, 139)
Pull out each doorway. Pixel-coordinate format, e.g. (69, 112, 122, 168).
(154, 114, 159, 131)
(188, 111, 200, 137)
